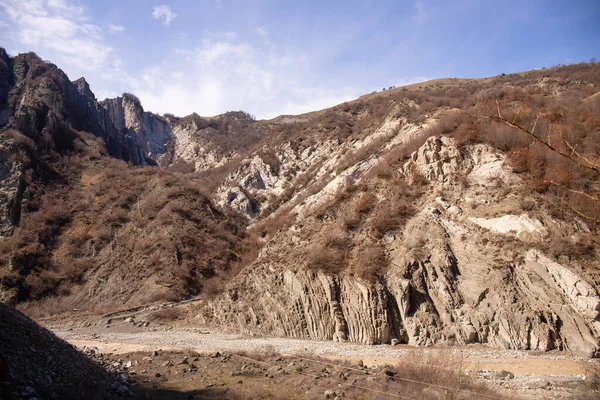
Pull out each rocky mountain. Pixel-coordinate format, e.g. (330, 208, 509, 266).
(0, 47, 599, 357)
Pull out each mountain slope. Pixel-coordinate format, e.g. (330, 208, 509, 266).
(0, 47, 599, 357)
(0, 303, 114, 399)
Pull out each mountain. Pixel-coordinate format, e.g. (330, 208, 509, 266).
(0, 48, 599, 357)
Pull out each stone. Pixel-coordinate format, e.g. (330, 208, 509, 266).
(116, 385, 129, 394)
(324, 390, 337, 399)
(493, 370, 515, 380)
(267, 366, 283, 375)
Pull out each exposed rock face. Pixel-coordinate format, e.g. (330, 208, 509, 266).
(0, 138, 25, 236)
(0, 51, 176, 235)
(100, 94, 172, 163)
(201, 136, 600, 357)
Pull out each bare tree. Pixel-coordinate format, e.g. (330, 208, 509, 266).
(476, 101, 600, 221)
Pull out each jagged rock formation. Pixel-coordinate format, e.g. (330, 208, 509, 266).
(0, 51, 175, 236)
(100, 94, 172, 164)
(200, 135, 600, 357)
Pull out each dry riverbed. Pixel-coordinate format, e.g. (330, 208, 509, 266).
(41, 310, 600, 400)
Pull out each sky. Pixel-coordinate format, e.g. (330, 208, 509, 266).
(0, 1, 598, 119)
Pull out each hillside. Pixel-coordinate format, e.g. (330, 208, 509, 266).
(0, 303, 115, 399)
(0, 48, 599, 358)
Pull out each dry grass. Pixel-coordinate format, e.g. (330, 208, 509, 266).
(146, 307, 182, 322)
(350, 242, 389, 281)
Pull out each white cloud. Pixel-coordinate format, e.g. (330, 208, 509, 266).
(134, 34, 361, 119)
(108, 24, 125, 33)
(256, 27, 268, 37)
(0, 0, 137, 103)
(0, 0, 112, 70)
(152, 5, 177, 27)
(47, 0, 86, 20)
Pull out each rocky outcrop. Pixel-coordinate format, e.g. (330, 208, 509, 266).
(0, 137, 26, 236)
(0, 50, 179, 234)
(100, 94, 172, 163)
(201, 136, 600, 357)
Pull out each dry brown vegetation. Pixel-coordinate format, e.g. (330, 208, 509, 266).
(0, 129, 257, 313)
(146, 307, 182, 322)
(304, 173, 422, 281)
(2, 56, 600, 311)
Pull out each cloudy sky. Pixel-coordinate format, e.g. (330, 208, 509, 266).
(0, 0, 598, 119)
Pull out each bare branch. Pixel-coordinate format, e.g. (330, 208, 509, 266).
(471, 113, 600, 175)
(547, 180, 600, 201)
(531, 115, 540, 136)
(512, 106, 522, 124)
(558, 197, 598, 221)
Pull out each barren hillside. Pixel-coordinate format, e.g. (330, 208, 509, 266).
(0, 47, 599, 359)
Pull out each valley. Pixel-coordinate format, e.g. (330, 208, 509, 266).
(0, 46, 599, 399)
(42, 303, 600, 399)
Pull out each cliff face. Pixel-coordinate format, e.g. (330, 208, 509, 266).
(0, 51, 175, 235)
(200, 134, 600, 357)
(100, 95, 172, 164)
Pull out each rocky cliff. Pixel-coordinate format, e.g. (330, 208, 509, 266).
(200, 133, 600, 357)
(100, 94, 172, 164)
(0, 50, 177, 236)
(0, 48, 598, 358)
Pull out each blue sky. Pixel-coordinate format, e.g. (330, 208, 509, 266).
(0, 0, 598, 119)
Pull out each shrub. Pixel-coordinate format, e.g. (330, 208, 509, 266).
(146, 307, 182, 322)
(259, 150, 281, 175)
(370, 199, 414, 237)
(322, 225, 352, 250)
(354, 192, 377, 215)
(339, 205, 361, 230)
(308, 244, 347, 274)
(5, 130, 35, 150)
(350, 242, 388, 281)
